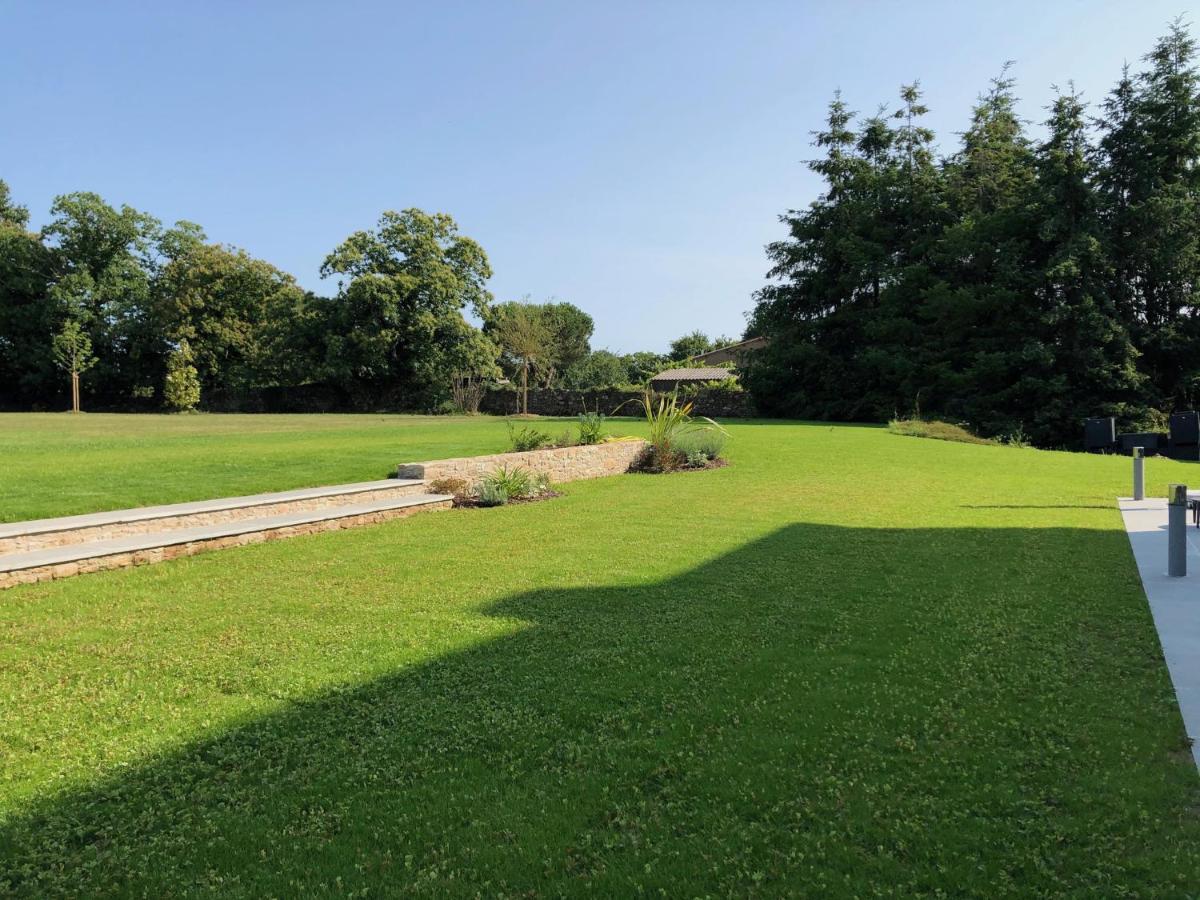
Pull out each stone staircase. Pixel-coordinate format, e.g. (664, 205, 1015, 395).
(0, 480, 452, 589)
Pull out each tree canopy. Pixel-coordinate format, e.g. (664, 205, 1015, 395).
(747, 21, 1200, 445)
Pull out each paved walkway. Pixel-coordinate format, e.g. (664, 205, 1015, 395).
(1117, 497, 1200, 768)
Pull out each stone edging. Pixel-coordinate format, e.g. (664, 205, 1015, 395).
(397, 440, 649, 484)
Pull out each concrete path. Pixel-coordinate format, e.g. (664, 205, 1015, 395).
(1117, 497, 1200, 768)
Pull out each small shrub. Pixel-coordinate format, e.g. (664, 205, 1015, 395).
(450, 373, 486, 415)
(577, 412, 606, 445)
(1000, 425, 1031, 449)
(483, 464, 533, 499)
(674, 430, 728, 461)
(163, 340, 201, 412)
(429, 476, 470, 498)
(476, 482, 509, 507)
(887, 418, 995, 445)
(507, 420, 552, 452)
(555, 430, 575, 449)
(684, 449, 708, 468)
(1133, 407, 1170, 434)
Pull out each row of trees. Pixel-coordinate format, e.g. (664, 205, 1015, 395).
(746, 22, 1200, 446)
(0, 184, 724, 412)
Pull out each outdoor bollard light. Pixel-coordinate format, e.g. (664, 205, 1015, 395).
(1168, 483, 1188, 577)
(1132, 447, 1145, 501)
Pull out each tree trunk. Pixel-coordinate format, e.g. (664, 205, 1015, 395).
(71, 371, 80, 414)
(521, 360, 529, 414)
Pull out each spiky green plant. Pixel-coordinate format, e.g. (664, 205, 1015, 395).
(621, 391, 727, 471)
(482, 464, 533, 499)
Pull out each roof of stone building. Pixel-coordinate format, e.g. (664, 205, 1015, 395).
(649, 367, 735, 382)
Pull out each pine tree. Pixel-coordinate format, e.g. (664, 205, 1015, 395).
(1029, 86, 1144, 440)
(927, 67, 1042, 437)
(1097, 21, 1200, 407)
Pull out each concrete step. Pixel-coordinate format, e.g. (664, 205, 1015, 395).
(0, 480, 429, 555)
(0, 492, 453, 590)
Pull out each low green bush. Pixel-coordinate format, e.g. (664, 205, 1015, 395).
(481, 464, 533, 500)
(577, 412, 606, 445)
(507, 421, 552, 452)
(476, 482, 509, 507)
(673, 430, 728, 461)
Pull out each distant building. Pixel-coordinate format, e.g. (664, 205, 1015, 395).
(692, 335, 768, 366)
(648, 367, 736, 392)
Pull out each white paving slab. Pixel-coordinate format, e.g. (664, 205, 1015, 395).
(0, 479, 425, 539)
(1117, 497, 1200, 768)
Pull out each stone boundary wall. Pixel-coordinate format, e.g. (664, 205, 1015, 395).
(0, 500, 451, 591)
(479, 388, 755, 418)
(397, 440, 649, 484)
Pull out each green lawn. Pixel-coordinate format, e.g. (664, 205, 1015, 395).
(0, 413, 606, 522)
(1, 415, 1199, 896)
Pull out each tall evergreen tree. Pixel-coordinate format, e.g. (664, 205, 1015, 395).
(1028, 86, 1143, 439)
(1098, 21, 1200, 407)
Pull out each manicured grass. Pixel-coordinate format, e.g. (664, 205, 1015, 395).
(0, 412, 612, 521)
(1, 417, 1198, 896)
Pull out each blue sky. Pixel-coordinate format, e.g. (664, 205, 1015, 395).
(0, 1, 1190, 353)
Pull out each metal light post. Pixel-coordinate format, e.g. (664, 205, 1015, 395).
(1168, 483, 1188, 577)
(1132, 447, 1145, 501)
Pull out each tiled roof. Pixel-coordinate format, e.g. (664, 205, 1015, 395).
(649, 367, 735, 382)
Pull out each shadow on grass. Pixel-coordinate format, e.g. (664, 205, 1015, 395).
(1, 523, 1198, 896)
(960, 504, 1117, 510)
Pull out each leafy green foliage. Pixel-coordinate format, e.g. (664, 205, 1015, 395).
(486, 300, 594, 391)
(50, 319, 95, 377)
(319, 209, 499, 407)
(577, 411, 606, 444)
(507, 421, 553, 452)
(630, 391, 726, 471)
(672, 429, 727, 460)
(475, 481, 509, 507)
(163, 340, 201, 411)
(749, 23, 1200, 446)
(563, 349, 628, 390)
(668, 330, 736, 363)
(489, 304, 552, 415)
(480, 464, 532, 500)
(153, 242, 307, 396)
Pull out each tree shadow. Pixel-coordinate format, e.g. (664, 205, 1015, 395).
(1, 523, 1197, 896)
(960, 504, 1117, 510)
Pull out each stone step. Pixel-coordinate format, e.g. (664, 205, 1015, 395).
(0, 480, 429, 555)
(0, 492, 453, 590)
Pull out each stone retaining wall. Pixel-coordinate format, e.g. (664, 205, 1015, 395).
(397, 440, 649, 484)
(0, 483, 427, 555)
(0, 500, 451, 591)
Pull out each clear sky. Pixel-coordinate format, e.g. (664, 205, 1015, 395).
(0, 1, 1190, 353)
